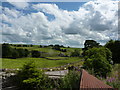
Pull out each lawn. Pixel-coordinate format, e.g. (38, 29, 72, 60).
(2, 57, 83, 69)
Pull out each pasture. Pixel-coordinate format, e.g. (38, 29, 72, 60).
(2, 57, 83, 69)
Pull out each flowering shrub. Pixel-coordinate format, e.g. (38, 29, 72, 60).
(105, 64, 120, 89)
(106, 76, 120, 89)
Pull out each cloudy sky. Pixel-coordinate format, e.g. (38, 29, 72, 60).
(1, 0, 118, 47)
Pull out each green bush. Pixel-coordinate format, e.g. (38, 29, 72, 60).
(15, 61, 81, 89)
(31, 50, 41, 58)
(83, 47, 112, 78)
(16, 61, 50, 89)
(60, 70, 81, 89)
(105, 64, 120, 89)
(106, 80, 120, 89)
(71, 49, 80, 57)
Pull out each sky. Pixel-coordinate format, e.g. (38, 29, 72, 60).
(0, 0, 119, 48)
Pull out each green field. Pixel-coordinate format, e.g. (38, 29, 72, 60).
(2, 44, 83, 69)
(2, 57, 83, 69)
(12, 46, 82, 57)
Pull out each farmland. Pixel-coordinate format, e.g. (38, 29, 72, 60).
(2, 44, 83, 69)
(1, 40, 120, 89)
(2, 57, 83, 69)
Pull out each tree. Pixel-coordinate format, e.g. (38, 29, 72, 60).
(12, 48, 19, 58)
(84, 40, 100, 50)
(105, 40, 120, 64)
(31, 50, 41, 58)
(83, 47, 112, 77)
(17, 49, 26, 58)
(71, 49, 80, 57)
(53, 44, 61, 51)
(2, 43, 13, 58)
(82, 40, 100, 56)
(24, 49, 29, 57)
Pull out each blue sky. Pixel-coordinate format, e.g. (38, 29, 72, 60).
(1, 0, 118, 47)
(2, 2, 85, 20)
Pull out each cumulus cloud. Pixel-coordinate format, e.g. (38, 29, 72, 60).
(6, 0, 29, 9)
(1, 0, 118, 47)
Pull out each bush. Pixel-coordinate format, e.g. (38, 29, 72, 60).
(60, 70, 80, 89)
(71, 49, 80, 57)
(106, 78, 120, 89)
(12, 49, 19, 58)
(16, 61, 50, 89)
(83, 47, 112, 78)
(31, 50, 41, 58)
(105, 64, 120, 89)
(15, 61, 81, 89)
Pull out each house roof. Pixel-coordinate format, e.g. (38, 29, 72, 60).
(80, 69, 113, 89)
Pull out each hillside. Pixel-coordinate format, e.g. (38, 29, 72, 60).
(2, 44, 83, 69)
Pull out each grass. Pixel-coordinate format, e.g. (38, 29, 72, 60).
(3, 45, 83, 69)
(46, 57, 67, 60)
(2, 57, 83, 69)
(12, 46, 83, 57)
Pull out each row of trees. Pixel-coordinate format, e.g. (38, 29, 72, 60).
(11, 43, 66, 48)
(11, 44, 33, 47)
(2, 44, 41, 58)
(52, 45, 67, 52)
(2, 44, 29, 58)
(2, 43, 80, 58)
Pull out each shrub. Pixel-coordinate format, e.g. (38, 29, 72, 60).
(12, 49, 19, 58)
(31, 50, 41, 58)
(16, 61, 50, 89)
(106, 77, 120, 89)
(83, 47, 112, 78)
(60, 70, 80, 89)
(71, 49, 80, 57)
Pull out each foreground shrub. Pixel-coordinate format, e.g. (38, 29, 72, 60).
(15, 61, 81, 89)
(105, 64, 120, 89)
(106, 77, 120, 89)
(60, 70, 81, 89)
(16, 61, 50, 90)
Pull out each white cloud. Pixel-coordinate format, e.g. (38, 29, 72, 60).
(10, 2, 29, 9)
(1, 0, 118, 47)
(7, 0, 29, 9)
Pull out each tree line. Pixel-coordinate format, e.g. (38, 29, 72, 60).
(2, 43, 41, 58)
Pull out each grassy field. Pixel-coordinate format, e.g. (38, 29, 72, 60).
(2, 44, 83, 69)
(2, 57, 83, 69)
(12, 46, 82, 57)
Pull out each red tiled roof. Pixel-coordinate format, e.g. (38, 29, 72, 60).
(80, 69, 113, 89)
